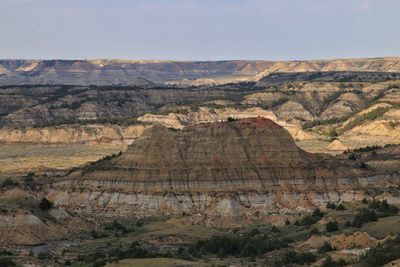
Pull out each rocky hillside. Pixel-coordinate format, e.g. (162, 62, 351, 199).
(49, 118, 390, 226)
(1, 57, 400, 85)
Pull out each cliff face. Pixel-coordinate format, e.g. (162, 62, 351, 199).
(49, 118, 389, 226)
(1, 57, 400, 85)
(0, 124, 147, 144)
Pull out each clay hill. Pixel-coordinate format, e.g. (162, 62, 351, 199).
(50, 118, 386, 226)
(1, 57, 400, 85)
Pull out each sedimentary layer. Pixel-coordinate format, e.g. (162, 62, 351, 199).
(48, 118, 396, 226)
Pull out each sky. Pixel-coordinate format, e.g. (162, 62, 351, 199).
(0, 0, 399, 61)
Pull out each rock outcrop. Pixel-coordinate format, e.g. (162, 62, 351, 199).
(0, 124, 148, 144)
(49, 118, 390, 227)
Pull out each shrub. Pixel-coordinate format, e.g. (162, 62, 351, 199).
(194, 234, 288, 257)
(37, 253, 48, 260)
(368, 200, 398, 217)
(271, 225, 280, 233)
(249, 228, 260, 236)
(325, 221, 339, 232)
(270, 98, 289, 108)
(285, 219, 291, 225)
(352, 208, 377, 228)
(336, 204, 346, 211)
(321, 256, 346, 267)
(0, 250, 11, 256)
(362, 198, 368, 204)
(348, 153, 357, 160)
(310, 227, 319, 235)
(312, 208, 324, 219)
(341, 107, 390, 133)
(0, 257, 16, 267)
(318, 242, 333, 253)
(326, 202, 336, 209)
(298, 209, 324, 226)
(281, 250, 316, 265)
(358, 235, 400, 267)
(0, 178, 19, 188)
(39, 198, 53, 210)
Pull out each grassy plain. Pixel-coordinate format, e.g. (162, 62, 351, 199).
(0, 143, 126, 177)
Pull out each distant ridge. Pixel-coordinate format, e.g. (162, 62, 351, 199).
(0, 57, 399, 86)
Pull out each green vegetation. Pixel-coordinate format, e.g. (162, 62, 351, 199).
(341, 107, 389, 132)
(368, 199, 399, 217)
(39, 197, 53, 210)
(321, 256, 347, 267)
(272, 250, 316, 266)
(352, 208, 378, 228)
(325, 221, 339, 232)
(336, 203, 346, 211)
(326, 202, 336, 209)
(270, 97, 289, 108)
(0, 257, 16, 267)
(351, 201, 398, 228)
(352, 145, 382, 153)
(193, 234, 289, 257)
(0, 178, 19, 188)
(357, 235, 400, 267)
(295, 208, 324, 226)
(318, 242, 333, 253)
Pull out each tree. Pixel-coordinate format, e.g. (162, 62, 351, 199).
(348, 153, 357, 161)
(336, 204, 346, 211)
(318, 242, 333, 253)
(39, 197, 53, 210)
(325, 221, 339, 232)
(326, 202, 336, 209)
(310, 227, 319, 235)
(312, 208, 324, 218)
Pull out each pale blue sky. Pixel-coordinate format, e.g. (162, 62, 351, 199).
(1, 0, 399, 60)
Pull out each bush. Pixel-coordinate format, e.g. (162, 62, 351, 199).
(325, 221, 339, 232)
(358, 235, 400, 267)
(285, 219, 291, 225)
(341, 107, 389, 132)
(92, 258, 106, 267)
(0, 178, 19, 188)
(0, 257, 16, 267)
(326, 202, 336, 209)
(348, 153, 357, 160)
(362, 198, 368, 204)
(310, 227, 319, 235)
(0, 251, 11, 256)
(37, 253, 48, 260)
(194, 234, 289, 257)
(39, 198, 53, 210)
(298, 208, 324, 226)
(352, 208, 377, 228)
(367, 200, 398, 217)
(281, 250, 316, 265)
(336, 204, 346, 211)
(321, 256, 346, 267)
(318, 242, 333, 253)
(312, 208, 324, 218)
